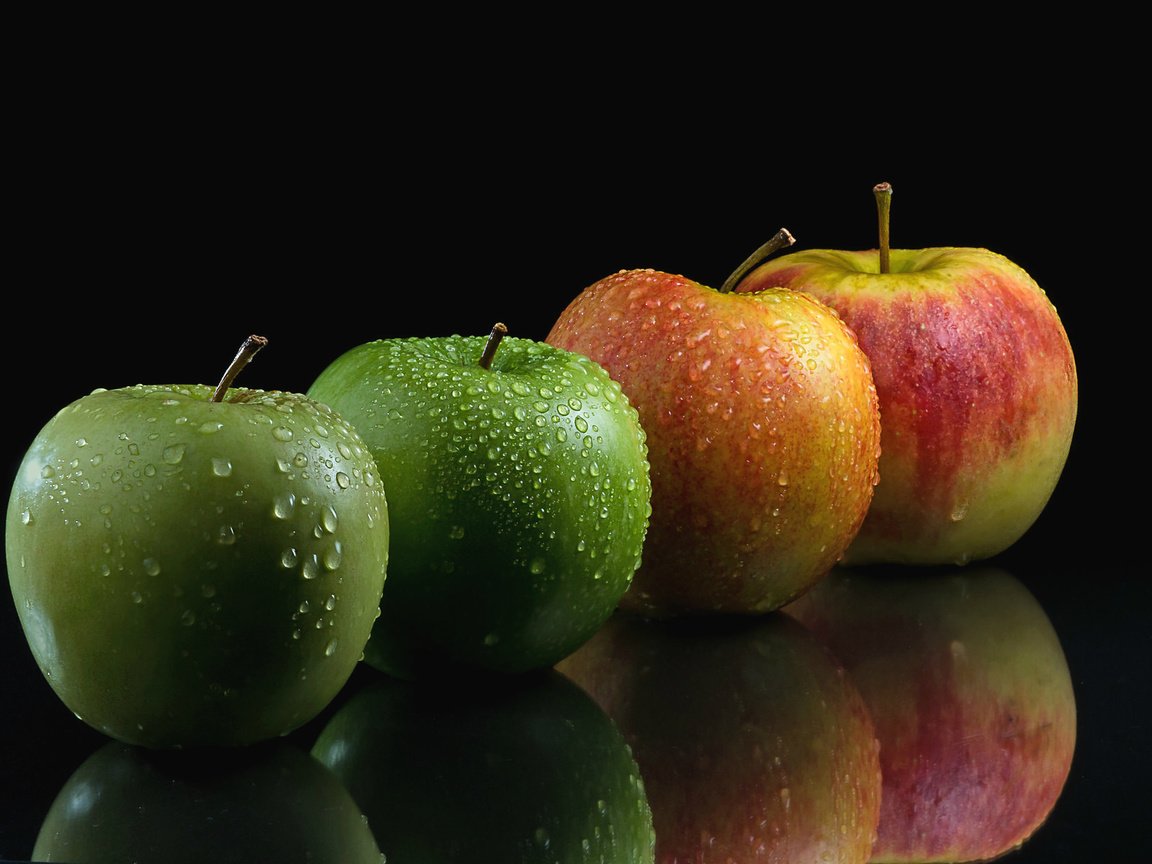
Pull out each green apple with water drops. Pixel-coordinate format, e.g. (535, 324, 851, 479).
(5, 336, 390, 748)
(306, 323, 652, 679)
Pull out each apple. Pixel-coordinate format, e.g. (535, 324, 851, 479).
(306, 323, 652, 678)
(556, 610, 882, 862)
(734, 183, 1078, 565)
(33, 739, 383, 863)
(545, 231, 882, 615)
(310, 668, 656, 862)
(5, 335, 390, 748)
(784, 565, 1077, 862)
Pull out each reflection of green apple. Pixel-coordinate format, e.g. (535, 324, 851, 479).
(6, 336, 389, 747)
(310, 669, 655, 862)
(557, 612, 882, 863)
(307, 325, 651, 678)
(784, 565, 1077, 862)
(33, 740, 382, 864)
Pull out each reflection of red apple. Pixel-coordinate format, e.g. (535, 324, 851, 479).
(556, 611, 881, 863)
(784, 566, 1076, 862)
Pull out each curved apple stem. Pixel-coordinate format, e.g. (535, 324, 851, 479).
(874, 182, 892, 274)
(718, 228, 796, 293)
(212, 334, 269, 402)
(479, 322, 509, 370)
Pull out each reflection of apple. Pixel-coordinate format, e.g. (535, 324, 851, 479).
(735, 184, 1078, 566)
(546, 232, 881, 615)
(5, 335, 389, 747)
(556, 611, 881, 863)
(33, 740, 382, 864)
(310, 668, 655, 862)
(784, 565, 1077, 862)
(307, 324, 651, 678)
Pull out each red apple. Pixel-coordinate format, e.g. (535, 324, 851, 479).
(734, 184, 1078, 565)
(784, 565, 1077, 862)
(556, 611, 882, 863)
(546, 231, 882, 615)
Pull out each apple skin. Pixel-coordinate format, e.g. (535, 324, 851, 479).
(556, 611, 882, 863)
(310, 669, 656, 862)
(306, 333, 651, 678)
(546, 268, 881, 615)
(736, 247, 1077, 565)
(32, 740, 383, 864)
(784, 565, 1077, 862)
(5, 384, 389, 748)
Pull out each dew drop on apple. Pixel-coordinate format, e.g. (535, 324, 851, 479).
(130, 591, 143, 605)
(143, 558, 161, 576)
(335, 471, 350, 489)
(301, 554, 320, 580)
(273, 493, 296, 520)
(217, 525, 237, 545)
(210, 458, 233, 477)
(272, 426, 294, 442)
(162, 444, 185, 465)
(321, 505, 339, 534)
(180, 609, 196, 627)
(323, 541, 343, 571)
(324, 639, 338, 657)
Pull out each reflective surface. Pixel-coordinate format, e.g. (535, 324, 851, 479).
(3, 546, 1146, 862)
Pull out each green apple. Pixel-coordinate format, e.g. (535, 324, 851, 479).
(310, 669, 655, 862)
(784, 565, 1077, 862)
(735, 184, 1078, 565)
(33, 740, 383, 864)
(306, 324, 651, 678)
(546, 232, 882, 615)
(556, 611, 882, 862)
(5, 336, 389, 748)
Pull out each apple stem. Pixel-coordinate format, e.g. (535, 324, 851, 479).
(874, 182, 892, 274)
(479, 322, 509, 370)
(718, 228, 796, 293)
(211, 334, 269, 402)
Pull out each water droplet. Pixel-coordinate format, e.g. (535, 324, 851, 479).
(335, 471, 350, 489)
(321, 506, 339, 534)
(75, 437, 88, 447)
(325, 594, 337, 611)
(299, 600, 311, 614)
(281, 547, 299, 569)
(323, 541, 343, 571)
(201, 584, 216, 598)
(143, 558, 161, 576)
(40, 465, 56, 479)
(529, 557, 547, 575)
(950, 502, 969, 522)
(448, 525, 465, 540)
(162, 444, 186, 465)
(210, 458, 233, 477)
(291, 628, 302, 640)
(273, 493, 296, 520)
(199, 421, 224, 435)
(180, 609, 196, 626)
(324, 639, 338, 657)
(533, 827, 550, 848)
(777, 470, 789, 486)
(302, 555, 320, 580)
(216, 525, 237, 545)
(483, 632, 500, 646)
(130, 591, 143, 604)
(272, 426, 294, 442)
(20, 509, 33, 526)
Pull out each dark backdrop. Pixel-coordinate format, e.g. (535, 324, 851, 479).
(2, 56, 1145, 861)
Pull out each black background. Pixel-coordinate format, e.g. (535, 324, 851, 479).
(2, 35, 1147, 862)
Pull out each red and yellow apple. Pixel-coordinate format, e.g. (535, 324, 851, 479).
(735, 184, 1077, 565)
(557, 610, 882, 862)
(784, 565, 1077, 862)
(546, 232, 882, 615)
